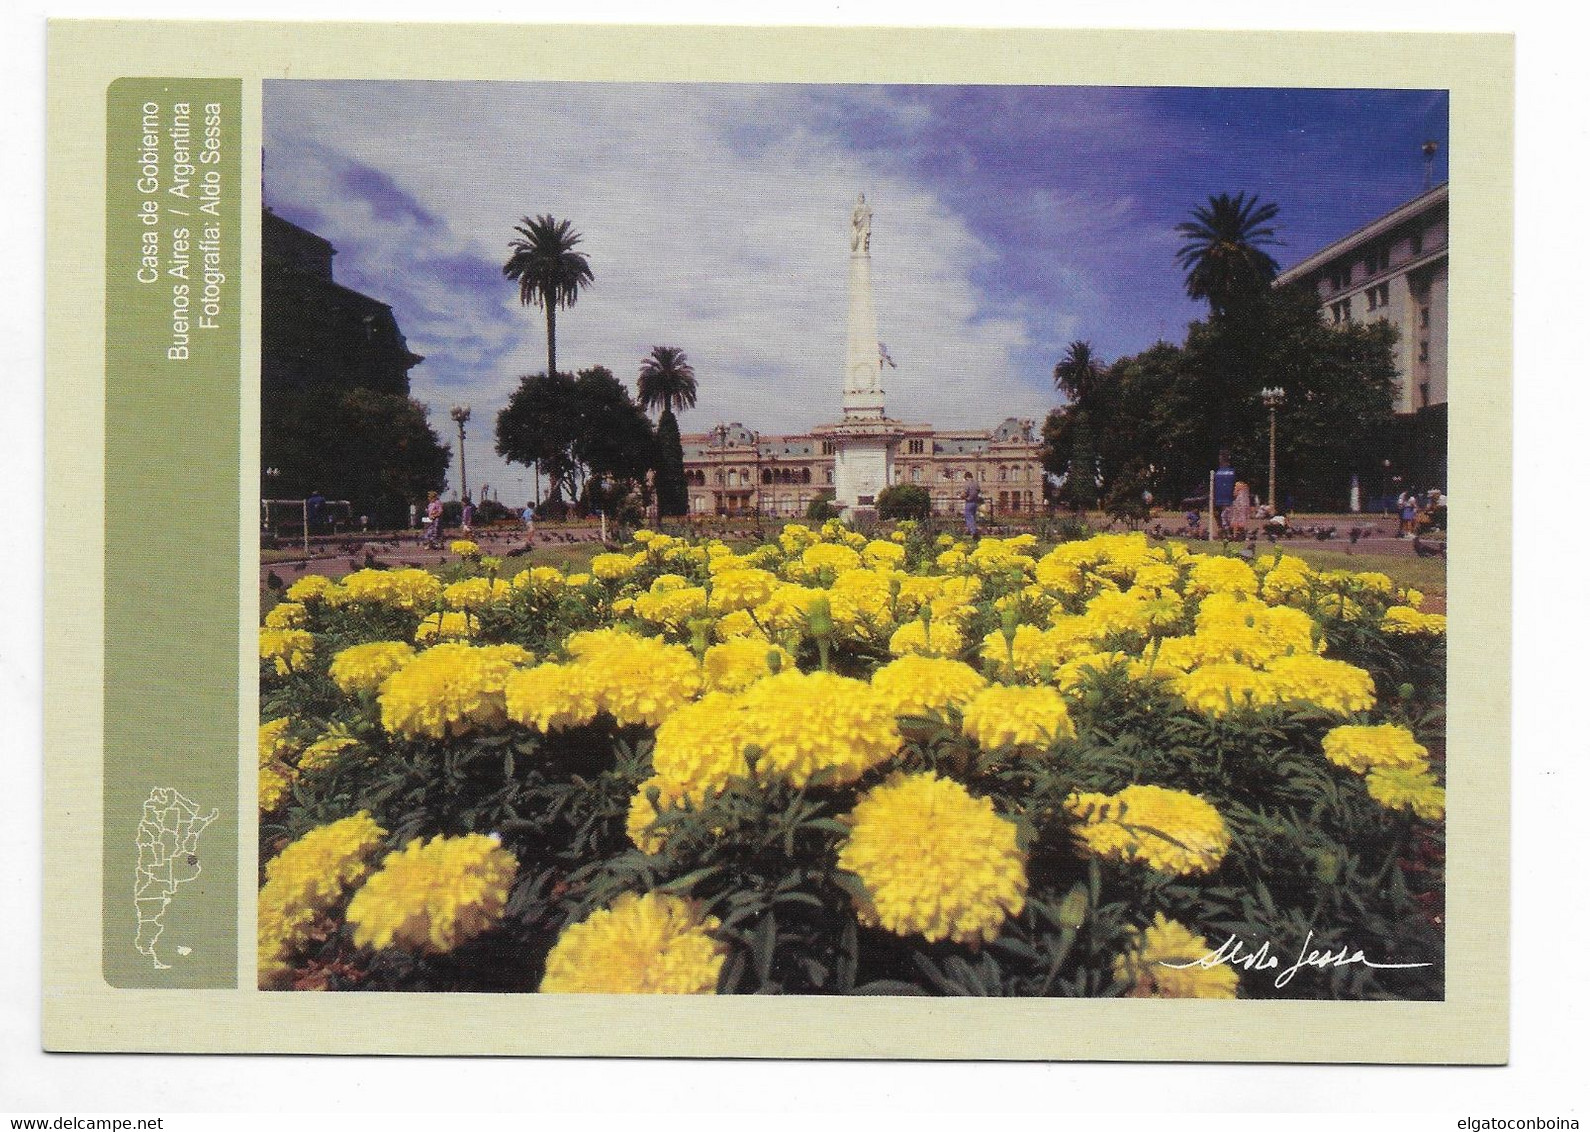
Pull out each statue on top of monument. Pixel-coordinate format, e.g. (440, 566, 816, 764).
(850, 193, 873, 254)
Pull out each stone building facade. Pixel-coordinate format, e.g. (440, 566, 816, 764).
(1274, 182, 1448, 485)
(681, 417, 1044, 518)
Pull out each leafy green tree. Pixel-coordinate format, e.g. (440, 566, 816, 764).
(637, 346, 697, 518)
(495, 366, 656, 515)
(653, 409, 689, 517)
(1052, 340, 1102, 406)
(637, 345, 698, 416)
(875, 483, 931, 521)
(503, 215, 594, 380)
(1174, 192, 1283, 319)
(261, 387, 450, 528)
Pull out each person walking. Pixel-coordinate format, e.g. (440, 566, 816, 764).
(962, 473, 981, 538)
(522, 501, 536, 545)
(423, 491, 443, 548)
(1229, 481, 1251, 539)
(460, 494, 475, 536)
(1212, 451, 1236, 535)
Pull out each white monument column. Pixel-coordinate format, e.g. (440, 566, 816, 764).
(831, 193, 899, 515)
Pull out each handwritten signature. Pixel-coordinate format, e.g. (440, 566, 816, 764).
(1159, 931, 1433, 989)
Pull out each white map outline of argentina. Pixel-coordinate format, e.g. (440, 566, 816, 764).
(133, 787, 219, 969)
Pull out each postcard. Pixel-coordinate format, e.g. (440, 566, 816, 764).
(43, 21, 1511, 1059)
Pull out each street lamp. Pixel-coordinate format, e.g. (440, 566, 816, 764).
(450, 404, 472, 503)
(1261, 387, 1286, 511)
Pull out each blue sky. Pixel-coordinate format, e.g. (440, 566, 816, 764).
(264, 82, 1447, 504)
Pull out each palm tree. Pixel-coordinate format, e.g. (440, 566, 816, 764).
(636, 345, 698, 417)
(503, 214, 594, 378)
(1052, 340, 1101, 405)
(1174, 192, 1283, 318)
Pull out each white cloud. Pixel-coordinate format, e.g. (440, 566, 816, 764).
(265, 82, 1059, 503)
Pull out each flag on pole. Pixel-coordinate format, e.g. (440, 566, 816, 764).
(878, 342, 897, 368)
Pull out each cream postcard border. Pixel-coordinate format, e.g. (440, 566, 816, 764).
(43, 21, 1512, 1060)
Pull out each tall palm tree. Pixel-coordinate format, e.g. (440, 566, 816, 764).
(503, 214, 594, 378)
(1052, 340, 1101, 405)
(1174, 192, 1283, 318)
(636, 345, 698, 417)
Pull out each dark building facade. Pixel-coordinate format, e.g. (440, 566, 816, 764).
(261, 208, 423, 397)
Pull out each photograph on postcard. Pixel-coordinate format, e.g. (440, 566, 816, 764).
(251, 80, 1450, 999)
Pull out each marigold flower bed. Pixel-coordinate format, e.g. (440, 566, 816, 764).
(258, 521, 1445, 998)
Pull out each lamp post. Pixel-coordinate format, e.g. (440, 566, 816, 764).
(450, 405, 472, 503)
(1261, 387, 1286, 511)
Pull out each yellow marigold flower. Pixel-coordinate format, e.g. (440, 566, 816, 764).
(1403, 588, 1425, 609)
(511, 566, 565, 594)
(935, 547, 970, 573)
(1265, 654, 1376, 715)
(504, 662, 602, 732)
(590, 552, 636, 581)
(871, 656, 987, 718)
(1187, 555, 1259, 597)
(284, 573, 335, 603)
(565, 573, 592, 588)
(778, 523, 820, 555)
(259, 717, 295, 766)
(703, 638, 791, 693)
(478, 643, 535, 667)
(1354, 571, 1395, 596)
(838, 771, 1026, 945)
(259, 762, 293, 814)
(328, 641, 416, 696)
(737, 670, 901, 787)
(889, 618, 965, 658)
(442, 576, 512, 610)
(797, 541, 863, 579)
(1382, 606, 1447, 636)
(632, 528, 658, 544)
(1115, 913, 1239, 998)
(1259, 554, 1314, 604)
(1067, 784, 1230, 875)
(340, 567, 442, 611)
(862, 539, 906, 568)
(541, 891, 727, 994)
(1321, 723, 1429, 775)
(579, 634, 703, 727)
(414, 610, 473, 643)
(829, 569, 897, 635)
(449, 539, 480, 557)
(1034, 550, 1084, 596)
(1365, 765, 1446, 821)
(257, 812, 388, 987)
(347, 833, 517, 955)
(713, 608, 763, 641)
(1172, 663, 1280, 716)
(298, 734, 361, 774)
(633, 585, 709, 632)
(707, 568, 779, 614)
(647, 692, 753, 803)
(968, 536, 1038, 576)
(1083, 588, 1159, 638)
(962, 684, 1075, 749)
(259, 628, 314, 676)
(378, 642, 521, 739)
(263, 601, 308, 630)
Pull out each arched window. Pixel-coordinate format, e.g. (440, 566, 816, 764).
(999, 466, 1008, 482)
(715, 471, 724, 486)
(803, 468, 812, 484)
(762, 468, 773, 485)
(911, 466, 921, 483)
(824, 468, 833, 485)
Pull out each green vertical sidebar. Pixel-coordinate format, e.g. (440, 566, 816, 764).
(103, 78, 241, 988)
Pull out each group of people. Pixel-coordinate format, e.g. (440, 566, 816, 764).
(405, 491, 542, 550)
(1396, 487, 1447, 537)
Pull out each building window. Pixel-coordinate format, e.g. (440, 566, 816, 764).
(1420, 305, 1430, 329)
(1410, 230, 1424, 256)
(907, 438, 924, 455)
(1418, 340, 1429, 362)
(910, 466, 921, 483)
(824, 468, 833, 485)
(1366, 282, 1390, 311)
(802, 468, 811, 484)
(821, 440, 835, 455)
(998, 466, 1008, 482)
(1331, 299, 1351, 324)
(1420, 382, 1431, 408)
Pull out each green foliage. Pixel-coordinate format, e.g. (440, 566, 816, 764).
(806, 492, 839, 521)
(655, 408, 690, 518)
(875, 483, 931, 521)
(261, 386, 450, 527)
(495, 366, 657, 513)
